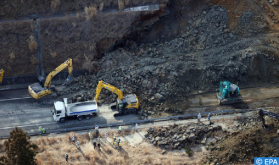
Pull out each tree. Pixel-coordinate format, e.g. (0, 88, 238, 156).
(0, 127, 38, 165)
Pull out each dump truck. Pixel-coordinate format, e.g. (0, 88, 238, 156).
(52, 98, 98, 123)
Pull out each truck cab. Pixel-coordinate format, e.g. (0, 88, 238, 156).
(53, 101, 66, 122)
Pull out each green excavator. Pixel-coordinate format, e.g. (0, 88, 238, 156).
(217, 81, 242, 104)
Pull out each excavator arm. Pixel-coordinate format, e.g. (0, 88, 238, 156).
(44, 58, 73, 88)
(0, 69, 4, 84)
(94, 80, 123, 102)
(259, 109, 279, 129)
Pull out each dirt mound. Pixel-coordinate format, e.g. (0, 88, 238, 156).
(204, 115, 279, 164)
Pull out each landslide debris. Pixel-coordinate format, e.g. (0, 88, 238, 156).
(203, 110, 279, 164)
(59, 2, 279, 120)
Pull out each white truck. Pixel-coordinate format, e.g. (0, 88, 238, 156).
(53, 98, 98, 123)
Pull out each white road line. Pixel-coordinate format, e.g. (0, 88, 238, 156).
(0, 122, 55, 130)
(0, 96, 32, 102)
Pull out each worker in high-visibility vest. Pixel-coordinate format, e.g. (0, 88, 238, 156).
(89, 132, 92, 141)
(113, 140, 117, 148)
(118, 126, 122, 134)
(119, 142, 122, 150)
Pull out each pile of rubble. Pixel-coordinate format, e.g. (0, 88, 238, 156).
(57, 4, 279, 120)
(203, 111, 279, 164)
(145, 122, 223, 151)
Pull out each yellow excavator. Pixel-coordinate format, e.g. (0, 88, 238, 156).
(28, 58, 73, 99)
(0, 69, 4, 87)
(94, 80, 140, 115)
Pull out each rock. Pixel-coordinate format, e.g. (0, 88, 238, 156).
(154, 93, 163, 100)
(156, 137, 162, 141)
(188, 134, 196, 142)
(162, 150, 167, 154)
(277, 129, 279, 136)
(158, 141, 168, 145)
(201, 137, 207, 144)
(77, 97, 82, 102)
(164, 145, 169, 149)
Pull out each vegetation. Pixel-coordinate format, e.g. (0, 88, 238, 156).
(85, 6, 97, 20)
(27, 35, 38, 52)
(118, 0, 124, 10)
(185, 146, 193, 156)
(0, 127, 38, 165)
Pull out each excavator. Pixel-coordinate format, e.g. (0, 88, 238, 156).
(28, 58, 73, 99)
(94, 80, 140, 115)
(259, 109, 279, 129)
(0, 69, 4, 87)
(218, 81, 242, 105)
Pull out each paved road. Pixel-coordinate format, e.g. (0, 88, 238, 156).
(0, 103, 139, 136)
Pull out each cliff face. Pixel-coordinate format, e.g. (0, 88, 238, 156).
(0, 1, 169, 76)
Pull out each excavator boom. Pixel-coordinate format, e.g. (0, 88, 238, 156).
(259, 109, 279, 129)
(94, 80, 123, 101)
(44, 58, 73, 88)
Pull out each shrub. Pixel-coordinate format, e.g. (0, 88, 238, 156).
(30, 56, 39, 65)
(27, 35, 37, 52)
(85, 6, 97, 20)
(185, 146, 193, 156)
(50, 50, 57, 58)
(118, 0, 124, 10)
(99, 2, 104, 12)
(9, 52, 15, 60)
(51, 0, 60, 10)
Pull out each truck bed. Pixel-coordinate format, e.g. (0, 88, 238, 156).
(67, 101, 98, 115)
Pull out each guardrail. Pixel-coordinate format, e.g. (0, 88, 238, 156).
(0, 108, 258, 139)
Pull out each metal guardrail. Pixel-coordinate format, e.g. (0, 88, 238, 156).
(0, 108, 258, 139)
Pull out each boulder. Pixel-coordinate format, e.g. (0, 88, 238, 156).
(156, 137, 162, 141)
(158, 141, 168, 145)
(188, 134, 196, 142)
(162, 150, 167, 154)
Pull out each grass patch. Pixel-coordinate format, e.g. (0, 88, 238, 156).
(27, 35, 37, 52)
(118, 0, 124, 10)
(99, 2, 104, 12)
(51, 0, 60, 11)
(185, 146, 193, 156)
(85, 6, 97, 20)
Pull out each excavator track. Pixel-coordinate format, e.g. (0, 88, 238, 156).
(219, 95, 243, 105)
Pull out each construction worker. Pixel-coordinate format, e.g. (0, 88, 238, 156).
(118, 126, 122, 134)
(118, 138, 121, 146)
(113, 140, 117, 148)
(135, 123, 138, 132)
(119, 142, 122, 150)
(72, 135, 75, 144)
(93, 139, 97, 149)
(89, 131, 92, 141)
(198, 113, 201, 123)
(208, 113, 211, 122)
(65, 153, 68, 162)
(76, 141, 80, 149)
(105, 132, 108, 143)
(95, 125, 99, 135)
(113, 134, 116, 142)
(97, 141, 100, 150)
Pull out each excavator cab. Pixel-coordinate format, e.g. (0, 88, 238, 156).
(218, 81, 242, 104)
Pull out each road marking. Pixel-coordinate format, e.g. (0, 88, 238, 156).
(0, 96, 32, 102)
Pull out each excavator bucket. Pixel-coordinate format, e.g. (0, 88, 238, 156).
(62, 76, 73, 86)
